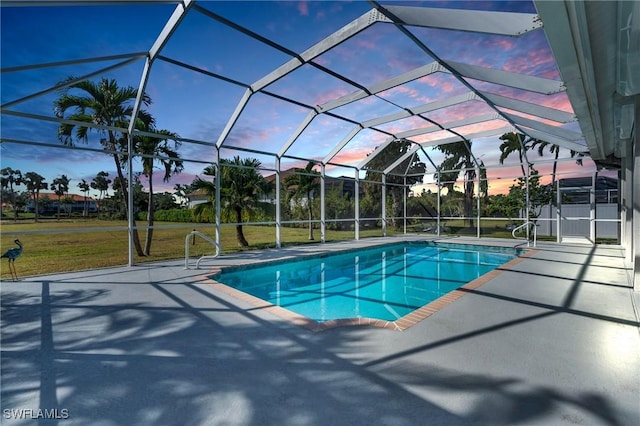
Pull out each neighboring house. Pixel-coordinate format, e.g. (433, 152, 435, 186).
(262, 169, 355, 205)
(24, 192, 98, 214)
(185, 189, 210, 209)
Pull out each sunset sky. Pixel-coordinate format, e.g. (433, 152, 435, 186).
(0, 1, 601, 199)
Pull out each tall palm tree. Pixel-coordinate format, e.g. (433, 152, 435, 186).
(137, 128, 183, 255)
(51, 174, 70, 220)
(284, 161, 320, 240)
(91, 171, 111, 215)
(54, 77, 149, 256)
(1, 167, 23, 222)
(77, 179, 90, 217)
(498, 132, 529, 177)
(23, 172, 48, 222)
(192, 157, 270, 247)
(436, 141, 487, 227)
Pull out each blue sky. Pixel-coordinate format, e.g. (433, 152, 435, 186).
(1, 1, 595, 198)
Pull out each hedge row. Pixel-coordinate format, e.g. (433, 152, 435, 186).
(137, 209, 195, 222)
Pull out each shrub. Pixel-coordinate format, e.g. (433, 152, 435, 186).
(137, 209, 193, 222)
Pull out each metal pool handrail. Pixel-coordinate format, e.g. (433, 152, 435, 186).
(185, 230, 220, 269)
(512, 221, 537, 247)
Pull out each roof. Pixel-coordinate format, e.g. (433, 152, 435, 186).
(31, 192, 96, 202)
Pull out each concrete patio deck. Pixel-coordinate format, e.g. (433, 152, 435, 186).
(1, 236, 639, 425)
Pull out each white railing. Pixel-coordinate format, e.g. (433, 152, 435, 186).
(511, 221, 537, 247)
(185, 230, 220, 269)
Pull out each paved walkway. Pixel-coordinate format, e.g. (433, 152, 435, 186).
(1, 236, 639, 425)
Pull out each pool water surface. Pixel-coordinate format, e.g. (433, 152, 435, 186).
(212, 242, 521, 322)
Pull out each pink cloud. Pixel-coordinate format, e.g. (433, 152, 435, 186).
(297, 1, 309, 16)
(356, 38, 376, 50)
(313, 87, 351, 106)
(503, 47, 558, 78)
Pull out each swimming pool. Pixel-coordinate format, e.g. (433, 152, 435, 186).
(212, 241, 522, 323)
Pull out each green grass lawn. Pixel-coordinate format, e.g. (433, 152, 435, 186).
(0, 219, 397, 279)
(1, 217, 563, 280)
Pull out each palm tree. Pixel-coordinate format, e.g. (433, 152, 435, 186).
(528, 139, 583, 188)
(192, 157, 270, 247)
(77, 179, 90, 217)
(136, 128, 183, 255)
(284, 161, 320, 240)
(51, 174, 70, 220)
(91, 171, 111, 215)
(498, 132, 529, 177)
(362, 139, 426, 227)
(23, 172, 48, 222)
(54, 77, 149, 256)
(436, 141, 487, 227)
(191, 165, 216, 223)
(1, 167, 23, 222)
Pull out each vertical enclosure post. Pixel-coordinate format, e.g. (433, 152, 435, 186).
(355, 168, 360, 240)
(437, 173, 441, 236)
(382, 174, 387, 237)
(476, 165, 481, 239)
(215, 147, 221, 253)
(320, 163, 326, 243)
(403, 176, 407, 234)
(127, 133, 135, 267)
(556, 178, 561, 243)
(590, 171, 596, 242)
(275, 157, 281, 248)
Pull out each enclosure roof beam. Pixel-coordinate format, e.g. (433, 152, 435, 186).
(249, 9, 388, 93)
(383, 144, 421, 175)
(361, 92, 477, 129)
(323, 125, 363, 164)
(480, 91, 576, 123)
(502, 112, 584, 142)
(518, 127, 589, 154)
(382, 5, 542, 36)
(317, 61, 443, 112)
(417, 126, 515, 149)
(278, 110, 318, 158)
(445, 61, 565, 95)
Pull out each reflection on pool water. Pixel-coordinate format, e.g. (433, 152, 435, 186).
(212, 242, 521, 322)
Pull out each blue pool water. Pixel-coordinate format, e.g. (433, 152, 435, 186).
(213, 242, 520, 322)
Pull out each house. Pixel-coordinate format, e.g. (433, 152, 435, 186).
(24, 192, 98, 215)
(262, 169, 355, 204)
(185, 189, 211, 209)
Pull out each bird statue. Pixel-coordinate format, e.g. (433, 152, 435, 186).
(2, 239, 23, 281)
